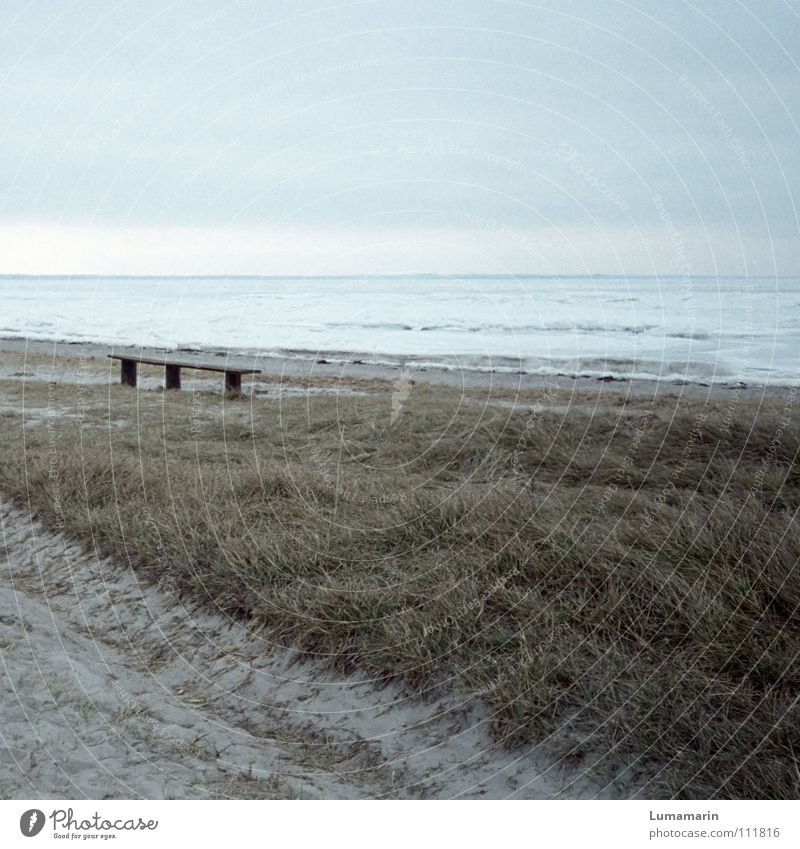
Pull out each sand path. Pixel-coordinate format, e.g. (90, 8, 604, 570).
(0, 497, 619, 799)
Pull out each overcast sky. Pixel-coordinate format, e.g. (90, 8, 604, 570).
(1, 0, 798, 276)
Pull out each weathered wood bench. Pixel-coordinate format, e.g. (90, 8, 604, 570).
(108, 354, 260, 396)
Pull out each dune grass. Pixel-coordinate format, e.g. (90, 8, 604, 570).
(0, 369, 798, 799)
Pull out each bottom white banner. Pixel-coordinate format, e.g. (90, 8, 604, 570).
(1, 800, 797, 848)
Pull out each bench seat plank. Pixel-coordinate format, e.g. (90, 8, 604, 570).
(107, 354, 260, 375)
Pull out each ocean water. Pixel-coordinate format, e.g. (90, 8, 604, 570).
(1, 275, 798, 386)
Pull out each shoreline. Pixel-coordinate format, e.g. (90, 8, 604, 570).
(0, 335, 788, 399)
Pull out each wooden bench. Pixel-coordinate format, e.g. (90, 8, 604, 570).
(108, 354, 260, 396)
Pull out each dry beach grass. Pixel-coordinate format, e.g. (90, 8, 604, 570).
(0, 352, 798, 799)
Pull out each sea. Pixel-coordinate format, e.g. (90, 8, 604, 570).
(1, 275, 798, 386)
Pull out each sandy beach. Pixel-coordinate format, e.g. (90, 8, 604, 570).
(0, 335, 783, 399)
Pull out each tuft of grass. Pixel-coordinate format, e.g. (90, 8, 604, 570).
(1, 372, 798, 799)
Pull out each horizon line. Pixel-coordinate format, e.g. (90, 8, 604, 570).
(1, 272, 797, 281)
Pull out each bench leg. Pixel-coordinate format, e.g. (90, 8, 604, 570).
(165, 364, 181, 390)
(224, 371, 241, 397)
(120, 359, 137, 387)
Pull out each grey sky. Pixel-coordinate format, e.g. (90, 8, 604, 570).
(1, 0, 798, 275)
